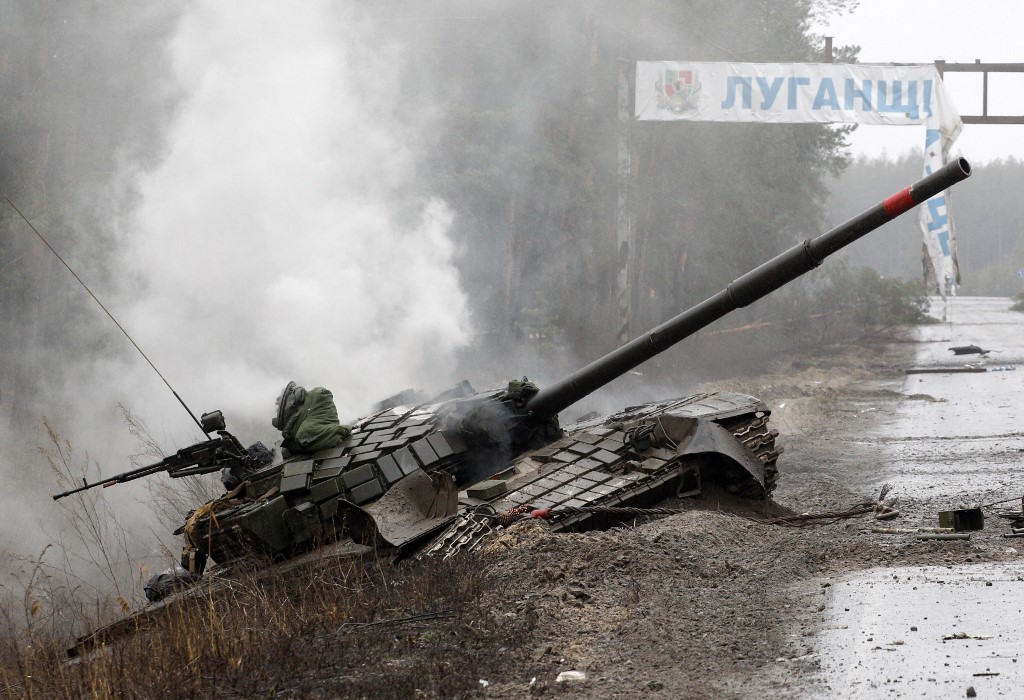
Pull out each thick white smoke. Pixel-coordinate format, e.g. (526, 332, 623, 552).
(115, 2, 472, 439)
(1, 2, 473, 597)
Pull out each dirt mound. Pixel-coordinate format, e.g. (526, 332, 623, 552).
(476, 505, 854, 698)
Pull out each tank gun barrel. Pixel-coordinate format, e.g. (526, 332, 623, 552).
(525, 157, 972, 421)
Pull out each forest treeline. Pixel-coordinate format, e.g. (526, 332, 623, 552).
(1, 2, 178, 438)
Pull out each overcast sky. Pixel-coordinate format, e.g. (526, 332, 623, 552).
(816, 0, 1024, 164)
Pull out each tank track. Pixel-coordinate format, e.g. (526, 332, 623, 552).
(718, 413, 783, 497)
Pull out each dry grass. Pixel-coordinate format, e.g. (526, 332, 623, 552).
(0, 552, 514, 698)
(2, 419, 519, 698)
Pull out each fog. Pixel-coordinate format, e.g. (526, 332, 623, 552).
(2, 0, 863, 599)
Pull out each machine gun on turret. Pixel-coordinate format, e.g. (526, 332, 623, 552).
(52, 411, 248, 501)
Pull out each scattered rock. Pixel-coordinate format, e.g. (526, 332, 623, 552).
(567, 587, 591, 601)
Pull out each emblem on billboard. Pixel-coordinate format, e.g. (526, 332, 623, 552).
(655, 69, 700, 113)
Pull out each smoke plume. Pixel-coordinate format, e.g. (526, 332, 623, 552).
(114, 2, 472, 441)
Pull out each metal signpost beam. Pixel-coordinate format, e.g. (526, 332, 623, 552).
(934, 60, 1024, 125)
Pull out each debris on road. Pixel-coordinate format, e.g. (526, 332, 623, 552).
(758, 502, 879, 526)
(873, 484, 899, 520)
(948, 344, 994, 356)
(938, 508, 984, 531)
(905, 366, 987, 374)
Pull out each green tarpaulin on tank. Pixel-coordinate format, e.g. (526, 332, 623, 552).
(286, 387, 351, 453)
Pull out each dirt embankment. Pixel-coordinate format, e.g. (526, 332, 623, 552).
(471, 340, 1021, 699)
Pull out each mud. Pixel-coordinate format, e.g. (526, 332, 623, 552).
(474, 297, 1024, 699)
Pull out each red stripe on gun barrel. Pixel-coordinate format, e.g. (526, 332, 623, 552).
(882, 187, 915, 218)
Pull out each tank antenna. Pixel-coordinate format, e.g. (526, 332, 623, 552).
(4, 196, 209, 436)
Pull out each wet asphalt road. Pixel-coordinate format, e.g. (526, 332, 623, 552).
(817, 297, 1024, 698)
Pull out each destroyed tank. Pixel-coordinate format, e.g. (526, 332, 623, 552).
(56, 160, 971, 654)
(169, 157, 970, 567)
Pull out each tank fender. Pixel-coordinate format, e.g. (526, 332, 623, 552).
(676, 419, 767, 488)
(348, 468, 459, 547)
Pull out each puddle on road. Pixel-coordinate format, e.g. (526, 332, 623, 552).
(816, 562, 1024, 698)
